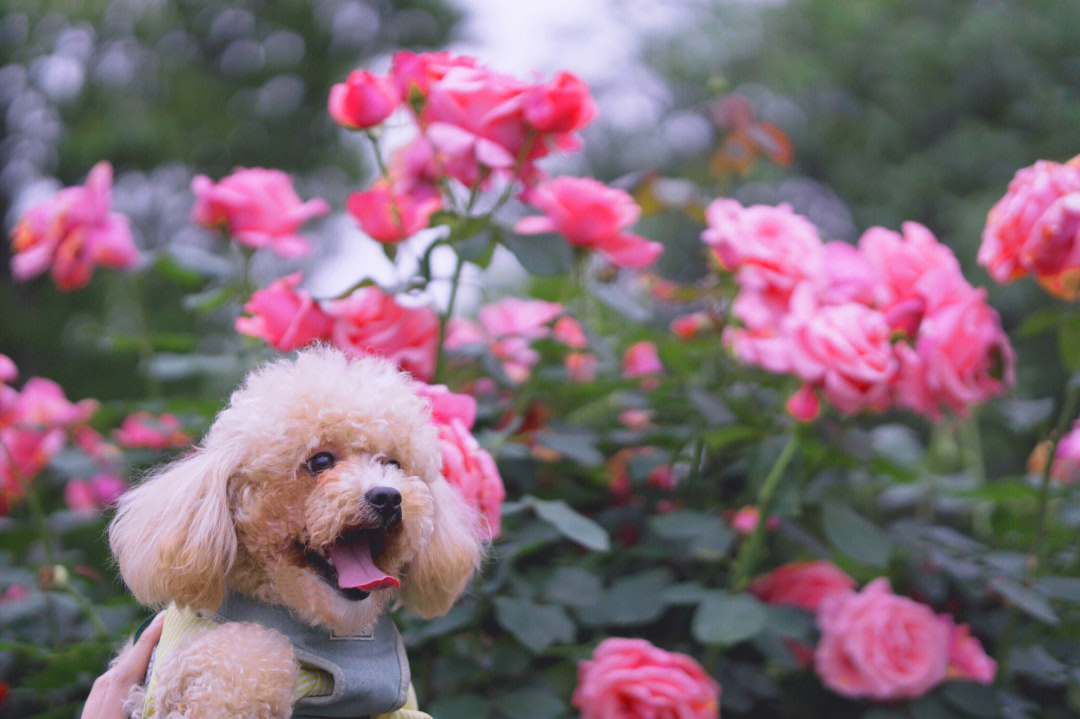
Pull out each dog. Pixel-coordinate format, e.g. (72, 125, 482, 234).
(108, 346, 485, 718)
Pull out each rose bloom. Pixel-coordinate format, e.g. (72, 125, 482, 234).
(670, 312, 711, 340)
(2, 377, 97, 429)
(415, 384, 504, 540)
(190, 168, 329, 258)
(945, 622, 996, 684)
(236, 273, 334, 352)
(515, 176, 662, 268)
(858, 222, 967, 317)
(552, 316, 587, 348)
(479, 298, 564, 340)
(979, 157, 1080, 295)
(815, 579, 950, 701)
(892, 287, 1014, 419)
(113, 412, 190, 450)
(390, 51, 480, 98)
(1029, 421, 1080, 485)
(327, 287, 439, 382)
(623, 341, 663, 379)
(64, 473, 127, 514)
(573, 638, 720, 719)
(345, 182, 441, 243)
(10, 162, 138, 291)
(786, 291, 897, 416)
(523, 70, 597, 134)
(749, 561, 857, 612)
(328, 69, 401, 129)
(565, 352, 599, 383)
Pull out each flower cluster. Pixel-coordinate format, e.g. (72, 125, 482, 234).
(750, 563, 995, 700)
(979, 156, 1080, 298)
(236, 275, 439, 381)
(9, 162, 139, 291)
(704, 200, 1014, 420)
(113, 412, 191, 450)
(573, 638, 720, 719)
(416, 384, 505, 540)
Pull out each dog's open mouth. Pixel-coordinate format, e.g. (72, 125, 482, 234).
(303, 526, 400, 601)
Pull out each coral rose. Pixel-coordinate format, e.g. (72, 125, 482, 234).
(191, 168, 329, 258)
(749, 560, 856, 612)
(10, 162, 138, 291)
(236, 273, 334, 352)
(515, 176, 662, 268)
(815, 578, 950, 700)
(328, 69, 401, 129)
(327, 287, 439, 382)
(573, 638, 720, 719)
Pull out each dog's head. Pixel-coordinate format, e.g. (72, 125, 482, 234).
(108, 346, 484, 632)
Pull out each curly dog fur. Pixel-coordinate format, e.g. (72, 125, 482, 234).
(109, 346, 485, 718)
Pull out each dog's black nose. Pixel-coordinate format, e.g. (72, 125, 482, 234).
(366, 487, 402, 523)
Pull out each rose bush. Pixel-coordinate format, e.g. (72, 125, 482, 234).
(3, 31, 1080, 719)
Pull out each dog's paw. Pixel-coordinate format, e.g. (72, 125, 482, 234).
(153, 622, 297, 719)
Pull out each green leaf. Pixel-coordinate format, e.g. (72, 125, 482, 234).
(429, 694, 491, 719)
(662, 582, 712, 605)
(989, 577, 1059, 624)
(503, 232, 574, 275)
(527, 497, 610, 552)
(533, 430, 604, 466)
(692, 592, 768, 646)
(648, 511, 734, 559)
(493, 597, 576, 653)
(940, 681, 1002, 718)
(1058, 310, 1080, 372)
(601, 569, 673, 626)
(498, 688, 565, 719)
(822, 502, 892, 567)
(544, 567, 603, 608)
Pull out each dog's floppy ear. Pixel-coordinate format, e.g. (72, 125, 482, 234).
(400, 477, 484, 618)
(108, 442, 239, 612)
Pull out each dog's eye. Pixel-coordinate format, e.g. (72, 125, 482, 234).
(306, 452, 335, 475)
(378, 456, 401, 470)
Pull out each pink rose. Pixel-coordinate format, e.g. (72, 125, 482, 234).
(0, 355, 15, 385)
(670, 312, 711, 340)
(731, 505, 761, 535)
(749, 561, 856, 612)
(572, 638, 720, 719)
(345, 182, 441, 243)
(390, 51, 479, 98)
(892, 288, 1014, 419)
(565, 352, 599, 383)
(1, 426, 65, 482)
(979, 158, 1080, 292)
(113, 412, 191, 450)
(190, 168, 329, 258)
(415, 384, 504, 540)
(10, 162, 138, 291)
(236, 273, 335, 352)
(785, 384, 821, 422)
(515, 176, 662, 268)
(446, 299, 567, 382)
(2, 377, 97, 429)
(64, 473, 127, 514)
(858, 223, 967, 318)
(328, 69, 401, 129)
(1038, 421, 1080, 484)
(787, 292, 897, 415)
(945, 622, 996, 684)
(552, 316, 587, 348)
(327, 287, 439, 382)
(523, 71, 597, 134)
(479, 298, 564, 340)
(622, 341, 663, 378)
(815, 579, 950, 700)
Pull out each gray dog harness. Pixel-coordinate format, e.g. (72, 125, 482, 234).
(214, 594, 411, 719)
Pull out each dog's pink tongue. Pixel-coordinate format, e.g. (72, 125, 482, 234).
(329, 539, 400, 591)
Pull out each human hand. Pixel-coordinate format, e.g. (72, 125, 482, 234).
(80, 613, 164, 719)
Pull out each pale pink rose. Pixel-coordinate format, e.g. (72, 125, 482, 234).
(479, 298, 564, 340)
(10, 162, 138, 291)
(236, 273, 335, 352)
(787, 291, 897, 415)
(945, 622, 996, 684)
(113, 412, 191, 450)
(815, 241, 877, 307)
(622, 341, 663, 378)
(573, 638, 720, 719)
(523, 70, 597, 133)
(565, 352, 598, 383)
(702, 200, 823, 319)
(979, 158, 1080, 288)
(190, 168, 329, 258)
(515, 176, 662, 268)
(0, 355, 16, 384)
(327, 288, 439, 382)
(785, 384, 821, 422)
(892, 288, 1014, 419)
(444, 318, 486, 350)
(749, 561, 856, 612)
(722, 326, 796, 376)
(552, 316, 587, 348)
(491, 336, 539, 383)
(345, 182, 441, 243)
(390, 51, 480, 98)
(328, 69, 401, 129)
(416, 384, 504, 540)
(815, 578, 950, 700)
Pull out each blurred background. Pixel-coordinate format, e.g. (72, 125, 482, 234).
(5, 0, 1080, 406)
